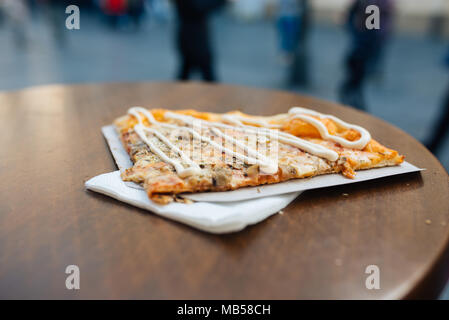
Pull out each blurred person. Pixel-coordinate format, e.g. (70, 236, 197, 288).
(173, 0, 226, 82)
(128, 0, 145, 29)
(429, 0, 447, 40)
(425, 49, 449, 155)
(276, 0, 309, 86)
(40, 0, 72, 47)
(0, 4, 4, 26)
(276, 0, 302, 64)
(101, 0, 127, 29)
(0, 0, 30, 48)
(338, 0, 393, 111)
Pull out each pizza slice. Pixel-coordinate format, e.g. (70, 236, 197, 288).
(113, 107, 404, 204)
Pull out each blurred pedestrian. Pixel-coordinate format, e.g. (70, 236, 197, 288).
(338, 0, 393, 111)
(277, 0, 301, 64)
(101, 0, 127, 29)
(276, 0, 309, 86)
(425, 49, 449, 155)
(41, 0, 72, 47)
(0, 0, 30, 48)
(128, 0, 145, 30)
(173, 0, 226, 82)
(429, 0, 447, 40)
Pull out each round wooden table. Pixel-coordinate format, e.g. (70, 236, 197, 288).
(0, 82, 448, 299)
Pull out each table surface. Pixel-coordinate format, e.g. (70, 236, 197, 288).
(0, 82, 448, 299)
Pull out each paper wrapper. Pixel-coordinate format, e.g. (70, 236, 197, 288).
(86, 171, 300, 233)
(84, 125, 422, 233)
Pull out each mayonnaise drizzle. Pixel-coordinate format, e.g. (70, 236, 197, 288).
(128, 107, 280, 176)
(164, 112, 339, 162)
(222, 114, 282, 129)
(288, 107, 371, 149)
(209, 127, 278, 174)
(128, 107, 201, 178)
(127, 106, 372, 178)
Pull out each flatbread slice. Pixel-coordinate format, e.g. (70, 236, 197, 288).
(113, 107, 404, 204)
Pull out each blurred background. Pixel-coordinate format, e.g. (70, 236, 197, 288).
(0, 0, 448, 298)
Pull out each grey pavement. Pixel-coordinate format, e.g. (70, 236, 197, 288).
(0, 8, 448, 299)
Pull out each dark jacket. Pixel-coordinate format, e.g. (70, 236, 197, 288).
(174, 0, 226, 64)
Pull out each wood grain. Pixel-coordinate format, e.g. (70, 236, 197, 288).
(0, 82, 448, 299)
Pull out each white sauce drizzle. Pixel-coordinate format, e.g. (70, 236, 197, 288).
(127, 106, 372, 179)
(128, 107, 201, 178)
(128, 107, 280, 176)
(127, 106, 367, 178)
(187, 127, 278, 174)
(222, 114, 282, 129)
(288, 107, 371, 150)
(209, 127, 278, 174)
(165, 112, 339, 162)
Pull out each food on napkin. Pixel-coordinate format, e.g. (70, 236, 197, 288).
(111, 106, 403, 204)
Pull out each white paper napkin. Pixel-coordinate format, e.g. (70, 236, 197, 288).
(85, 171, 301, 233)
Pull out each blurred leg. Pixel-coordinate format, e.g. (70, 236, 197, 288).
(288, 17, 306, 86)
(339, 51, 367, 111)
(177, 57, 192, 81)
(426, 88, 449, 154)
(277, 18, 288, 54)
(201, 66, 215, 82)
(199, 56, 215, 82)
